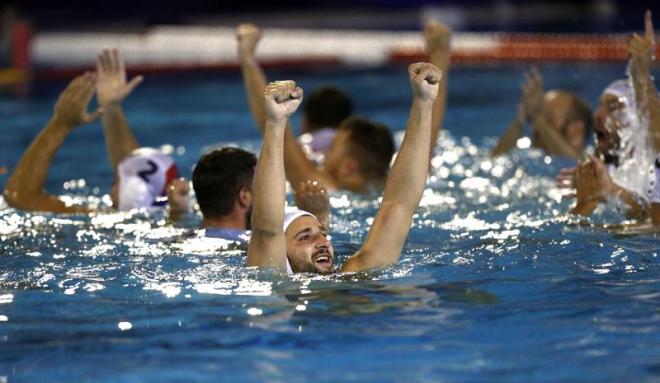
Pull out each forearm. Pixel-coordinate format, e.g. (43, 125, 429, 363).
(282, 125, 332, 191)
(101, 105, 139, 169)
(491, 117, 524, 157)
(251, 120, 286, 234)
(5, 118, 70, 204)
(632, 70, 660, 151)
(247, 119, 287, 269)
(533, 116, 580, 159)
(428, 49, 449, 160)
(382, 100, 433, 210)
(239, 52, 269, 131)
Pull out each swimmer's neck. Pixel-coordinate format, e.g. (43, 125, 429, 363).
(201, 214, 247, 231)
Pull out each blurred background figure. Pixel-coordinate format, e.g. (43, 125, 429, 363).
(491, 67, 592, 159)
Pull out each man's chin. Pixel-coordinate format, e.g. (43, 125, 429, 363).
(313, 262, 334, 274)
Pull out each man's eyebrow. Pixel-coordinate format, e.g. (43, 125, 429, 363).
(295, 227, 313, 237)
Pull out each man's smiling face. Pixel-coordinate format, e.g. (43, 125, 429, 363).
(285, 215, 334, 274)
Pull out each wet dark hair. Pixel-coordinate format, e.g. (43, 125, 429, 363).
(340, 117, 395, 180)
(192, 147, 256, 219)
(303, 85, 353, 131)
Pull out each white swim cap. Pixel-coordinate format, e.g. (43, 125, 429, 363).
(602, 79, 633, 107)
(283, 206, 316, 233)
(282, 206, 318, 274)
(117, 147, 179, 211)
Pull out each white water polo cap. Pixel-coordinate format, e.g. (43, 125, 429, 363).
(602, 79, 634, 107)
(117, 147, 179, 211)
(283, 206, 316, 233)
(282, 206, 317, 274)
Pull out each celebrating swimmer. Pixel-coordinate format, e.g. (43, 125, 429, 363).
(247, 62, 441, 273)
(559, 10, 658, 221)
(491, 67, 592, 159)
(3, 49, 189, 215)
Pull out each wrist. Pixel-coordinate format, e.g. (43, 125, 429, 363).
(238, 48, 256, 62)
(413, 97, 435, 107)
(265, 117, 288, 128)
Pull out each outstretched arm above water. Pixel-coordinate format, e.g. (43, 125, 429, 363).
(247, 81, 303, 271)
(425, 20, 451, 166)
(3, 73, 102, 213)
(96, 48, 142, 169)
(525, 68, 580, 159)
(341, 63, 441, 272)
(629, 10, 660, 152)
(491, 102, 527, 157)
(236, 24, 336, 192)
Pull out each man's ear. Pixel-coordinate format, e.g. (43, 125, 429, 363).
(238, 187, 251, 209)
(566, 120, 586, 150)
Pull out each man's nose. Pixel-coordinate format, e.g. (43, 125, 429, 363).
(315, 235, 329, 248)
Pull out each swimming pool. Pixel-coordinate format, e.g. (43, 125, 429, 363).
(1, 63, 659, 382)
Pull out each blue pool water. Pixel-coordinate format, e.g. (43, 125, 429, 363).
(1, 63, 660, 382)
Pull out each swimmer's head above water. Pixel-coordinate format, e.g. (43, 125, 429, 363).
(323, 117, 395, 191)
(110, 147, 179, 211)
(192, 147, 257, 230)
(531, 90, 592, 153)
(594, 79, 636, 165)
(283, 207, 334, 274)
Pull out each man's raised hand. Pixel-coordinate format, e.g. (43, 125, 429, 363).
(424, 20, 451, 53)
(521, 67, 544, 120)
(264, 80, 303, 123)
(409, 62, 442, 102)
(628, 11, 655, 78)
(236, 23, 262, 56)
(96, 49, 143, 108)
(53, 72, 103, 129)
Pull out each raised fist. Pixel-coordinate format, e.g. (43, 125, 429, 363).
(424, 20, 451, 52)
(409, 62, 442, 102)
(264, 80, 303, 122)
(236, 23, 262, 56)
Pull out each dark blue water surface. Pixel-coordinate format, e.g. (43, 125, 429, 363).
(1, 63, 660, 383)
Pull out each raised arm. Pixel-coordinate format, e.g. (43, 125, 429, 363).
(247, 81, 303, 271)
(341, 63, 441, 272)
(96, 49, 142, 169)
(236, 24, 336, 191)
(491, 102, 527, 157)
(425, 20, 451, 164)
(629, 10, 660, 151)
(3, 73, 102, 213)
(526, 68, 580, 159)
(492, 68, 537, 157)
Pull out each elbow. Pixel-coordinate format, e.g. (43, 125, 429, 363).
(3, 187, 32, 211)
